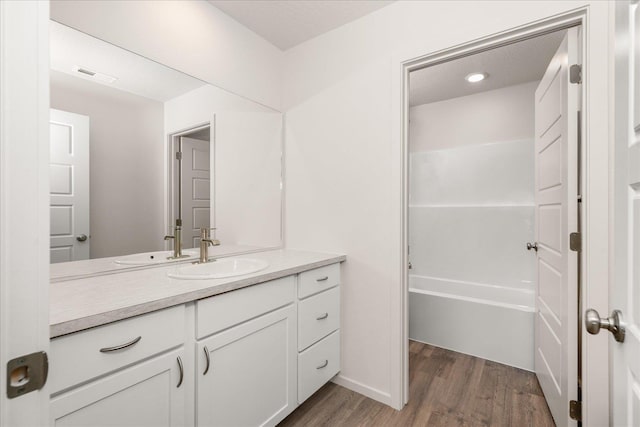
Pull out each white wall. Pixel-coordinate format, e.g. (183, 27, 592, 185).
(50, 0, 283, 110)
(50, 71, 165, 258)
(410, 81, 537, 151)
(164, 85, 283, 251)
(283, 1, 611, 421)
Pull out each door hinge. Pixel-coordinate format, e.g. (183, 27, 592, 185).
(570, 64, 582, 84)
(6, 351, 48, 399)
(570, 232, 581, 252)
(569, 399, 582, 421)
(175, 151, 182, 160)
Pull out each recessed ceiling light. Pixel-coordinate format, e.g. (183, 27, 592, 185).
(465, 72, 488, 83)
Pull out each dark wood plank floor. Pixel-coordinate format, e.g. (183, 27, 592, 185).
(279, 341, 555, 427)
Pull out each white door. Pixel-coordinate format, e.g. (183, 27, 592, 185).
(50, 109, 90, 262)
(533, 28, 580, 427)
(180, 135, 210, 249)
(0, 0, 50, 425)
(610, 1, 640, 425)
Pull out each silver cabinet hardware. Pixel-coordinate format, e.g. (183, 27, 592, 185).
(316, 313, 329, 320)
(526, 242, 538, 252)
(203, 346, 211, 375)
(316, 360, 329, 370)
(6, 351, 48, 399)
(316, 276, 329, 282)
(176, 356, 184, 388)
(76, 234, 88, 242)
(99, 336, 142, 353)
(585, 308, 625, 343)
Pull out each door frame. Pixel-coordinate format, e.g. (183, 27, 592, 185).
(165, 121, 212, 248)
(391, 7, 610, 425)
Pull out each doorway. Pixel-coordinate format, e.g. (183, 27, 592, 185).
(167, 124, 212, 251)
(404, 25, 583, 427)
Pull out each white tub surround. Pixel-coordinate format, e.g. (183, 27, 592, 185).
(50, 249, 345, 338)
(49, 249, 344, 426)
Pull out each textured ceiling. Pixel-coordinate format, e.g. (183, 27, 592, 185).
(410, 30, 567, 107)
(209, 0, 394, 50)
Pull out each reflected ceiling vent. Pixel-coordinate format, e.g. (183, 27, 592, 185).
(72, 66, 118, 84)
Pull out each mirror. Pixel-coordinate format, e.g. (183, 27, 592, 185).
(49, 21, 283, 278)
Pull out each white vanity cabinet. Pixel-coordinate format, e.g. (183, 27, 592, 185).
(296, 263, 341, 403)
(49, 257, 344, 427)
(195, 276, 297, 427)
(49, 305, 187, 426)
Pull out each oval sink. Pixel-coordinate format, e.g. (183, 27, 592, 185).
(114, 249, 198, 266)
(168, 258, 269, 280)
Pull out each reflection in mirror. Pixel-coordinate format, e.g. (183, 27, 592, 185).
(49, 21, 283, 277)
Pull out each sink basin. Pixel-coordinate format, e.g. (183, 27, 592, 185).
(114, 249, 198, 266)
(168, 258, 269, 280)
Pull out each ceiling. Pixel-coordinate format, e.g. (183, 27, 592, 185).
(409, 30, 566, 107)
(209, 0, 395, 50)
(50, 21, 206, 102)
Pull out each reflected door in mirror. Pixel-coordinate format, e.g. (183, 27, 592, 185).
(50, 109, 90, 263)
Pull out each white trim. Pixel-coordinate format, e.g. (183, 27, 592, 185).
(392, 6, 610, 425)
(331, 374, 392, 407)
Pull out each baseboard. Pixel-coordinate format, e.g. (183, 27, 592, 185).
(331, 374, 393, 407)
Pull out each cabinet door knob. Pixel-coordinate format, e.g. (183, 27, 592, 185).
(203, 346, 211, 375)
(316, 313, 329, 320)
(316, 360, 329, 370)
(176, 356, 184, 388)
(316, 276, 329, 282)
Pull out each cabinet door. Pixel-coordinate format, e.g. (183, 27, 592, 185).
(197, 304, 297, 427)
(51, 348, 186, 427)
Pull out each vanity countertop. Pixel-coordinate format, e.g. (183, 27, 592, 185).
(50, 249, 346, 338)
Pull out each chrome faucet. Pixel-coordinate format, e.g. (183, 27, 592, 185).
(197, 227, 220, 264)
(164, 219, 189, 259)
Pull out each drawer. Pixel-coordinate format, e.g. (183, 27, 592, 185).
(298, 330, 340, 404)
(298, 263, 340, 299)
(298, 286, 340, 351)
(49, 305, 185, 394)
(197, 276, 295, 339)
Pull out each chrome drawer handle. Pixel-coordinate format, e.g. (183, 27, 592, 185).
(203, 346, 211, 375)
(316, 360, 329, 370)
(99, 336, 141, 353)
(316, 276, 329, 282)
(176, 356, 184, 388)
(316, 313, 329, 320)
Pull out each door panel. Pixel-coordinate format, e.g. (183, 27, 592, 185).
(534, 28, 579, 427)
(612, 2, 640, 425)
(180, 135, 210, 249)
(49, 109, 90, 262)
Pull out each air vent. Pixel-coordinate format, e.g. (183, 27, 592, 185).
(72, 66, 117, 84)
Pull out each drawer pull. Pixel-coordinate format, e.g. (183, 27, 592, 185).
(316, 276, 329, 282)
(316, 313, 329, 320)
(176, 356, 184, 388)
(203, 346, 211, 375)
(99, 336, 141, 353)
(316, 360, 329, 370)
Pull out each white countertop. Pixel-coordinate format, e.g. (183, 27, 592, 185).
(50, 249, 346, 338)
(50, 244, 269, 282)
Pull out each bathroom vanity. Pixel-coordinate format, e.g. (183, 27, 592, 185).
(48, 250, 345, 426)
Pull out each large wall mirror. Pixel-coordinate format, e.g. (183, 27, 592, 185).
(49, 21, 283, 278)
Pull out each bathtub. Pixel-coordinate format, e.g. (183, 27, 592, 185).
(409, 274, 535, 371)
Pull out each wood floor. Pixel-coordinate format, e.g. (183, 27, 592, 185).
(279, 341, 555, 427)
